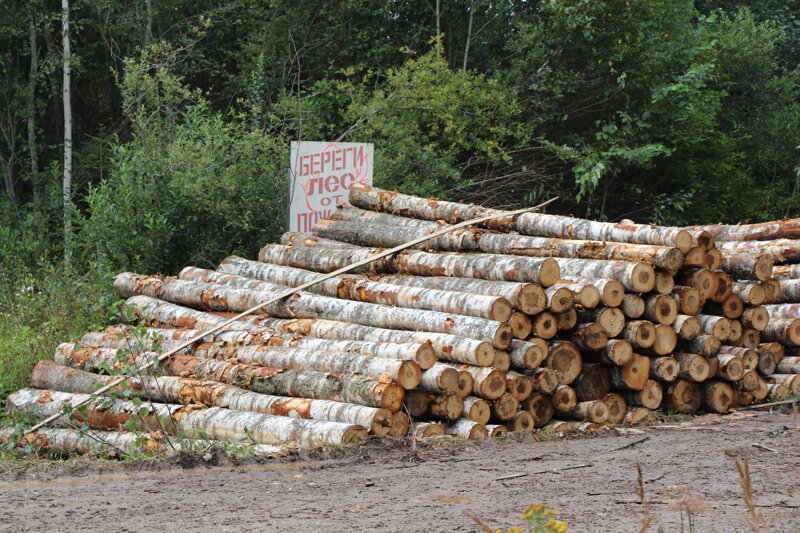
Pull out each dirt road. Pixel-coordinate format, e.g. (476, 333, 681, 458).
(1, 410, 798, 532)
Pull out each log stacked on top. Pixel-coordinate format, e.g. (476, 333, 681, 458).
(6, 183, 800, 456)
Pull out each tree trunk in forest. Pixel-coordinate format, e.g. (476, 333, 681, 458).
(27, 5, 40, 201)
(61, 0, 72, 265)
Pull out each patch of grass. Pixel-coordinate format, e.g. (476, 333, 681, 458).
(0, 269, 116, 408)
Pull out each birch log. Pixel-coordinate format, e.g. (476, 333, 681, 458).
(716, 239, 800, 264)
(314, 215, 685, 271)
(258, 244, 561, 286)
(30, 361, 393, 434)
(621, 294, 645, 319)
(690, 218, 800, 241)
(673, 315, 701, 341)
(773, 264, 800, 279)
(719, 253, 773, 281)
(7, 388, 367, 445)
(214, 257, 512, 321)
(281, 232, 361, 248)
(663, 380, 701, 414)
(115, 273, 513, 349)
(553, 258, 655, 292)
(378, 275, 547, 314)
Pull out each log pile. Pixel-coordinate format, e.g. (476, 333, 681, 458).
(6, 183, 800, 457)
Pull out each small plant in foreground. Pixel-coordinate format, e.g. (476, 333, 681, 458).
(464, 502, 568, 533)
(666, 485, 710, 533)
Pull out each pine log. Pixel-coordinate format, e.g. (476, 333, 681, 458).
(527, 367, 560, 394)
(552, 385, 578, 414)
(570, 323, 608, 351)
(30, 361, 393, 435)
(523, 393, 555, 427)
(554, 309, 577, 331)
(568, 400, 610, 423)
(379, 275, 547, 314)
(509, 411, 535, 433)
(429, 393, 464, 420)
(697, 314, 732, 340)
(655, 271, 676, 295)
(462, 396, 491, 424)
(215, 257, 513, 321)
(258, 243, 561, 286)
(621, 294, 645, 319)
(411, 422, 445, 439)
(624, 407, 658, 424)
(623, 379, 663, 410)
(623, 320, 657, 350)
(546, 341, 583, 384)
(545, 286, 575, 314)
(716, 239, 800, 264)
(731, 282, 767, 306)
(674, 354, 711, 383)
(663, 380, 701, 414)
(509, 339, 549, 370)
(553, 258, 655, 292)
(533, 312, 559, 339)
(652, 324, 678, 355)
(349, 183, 707, 251)
(680, 269, 718, 300)
(682, 335, 721, 357)
(643, 294, 678, 325)
(490, 393, 520, 421)
(601, 393, 627, 424)
(715, 354, 745, 382)
(719, 252, 773, 281)
(445, 419, 487, 440)
(761, 318, 800, 345)
(773, 264, 800, 279)
(8, 389, 367, 445)
(702, 381, 735, 413)
(649, 357, 679, 382)
(116, 273, 513, 349)
(673, 315, 701, 341)
(611, 354, 650, 391)
(572, 364, 612, 401)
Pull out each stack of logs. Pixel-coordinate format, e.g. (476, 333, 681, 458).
(6, 183, 800, 456)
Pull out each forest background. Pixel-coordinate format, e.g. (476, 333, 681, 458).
(1, 0, 799, 400)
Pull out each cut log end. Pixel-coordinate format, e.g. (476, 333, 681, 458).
(517, 284, 547, 315)
(652, 324, 678, 355)
(379, 384, 406, 412)
(397, 361, 423, 389)
(632, 262, 656, 293)
(508, 312, 532, 340)
(493, 324, 514, 349)
(510, 411, 535, 433)
(538, 258, 561, 287)
(490, 298, 514, 322)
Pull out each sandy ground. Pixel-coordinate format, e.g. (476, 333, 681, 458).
(0, 410, 799, 532)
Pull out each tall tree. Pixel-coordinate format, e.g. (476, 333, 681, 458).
(62, 0, 72, 265)
(27, 4, 39, 202)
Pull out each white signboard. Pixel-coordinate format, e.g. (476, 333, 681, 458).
(288, 141, 374, 232)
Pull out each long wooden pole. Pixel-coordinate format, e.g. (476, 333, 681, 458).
(27, 196, 558, 433)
